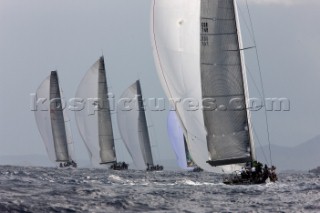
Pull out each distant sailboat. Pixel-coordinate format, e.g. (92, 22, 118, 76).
(167, 111, 195, 171)
(117, 80, 163, 171)
(152, 0, 276, 183)
(75, 56, 128, 170)
(34, 71, 77, 168)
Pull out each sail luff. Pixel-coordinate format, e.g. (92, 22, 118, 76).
(49, 71, 70, 162)
(97, 57, 117, 164)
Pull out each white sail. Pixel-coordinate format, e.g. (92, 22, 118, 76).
(167, 111, 194, 170)
(61, 89, 75, 161)
(34, 71, 75, 164)
(117, 80, 154, 170)
(151, 0, 248, 173)
(75, 57, 116, 167)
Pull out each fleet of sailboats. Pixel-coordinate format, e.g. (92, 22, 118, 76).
(33, 0, 276, 183)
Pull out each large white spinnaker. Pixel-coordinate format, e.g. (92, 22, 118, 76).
(34, 71, 75, 164)
(151, 0, 252, 173)
(117, 80, 154, 170)
(75, 57, 117, 167)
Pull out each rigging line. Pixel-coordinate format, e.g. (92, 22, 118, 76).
(236, 2, 255, 44)
(245, 64, 264, 101)
(252, 126, 270, 165)
(245, 0, 273, 166)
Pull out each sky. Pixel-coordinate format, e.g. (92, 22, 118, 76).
(0, 0, 319, 167)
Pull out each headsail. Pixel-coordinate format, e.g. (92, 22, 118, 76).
(75, 57, 116, 166)
(117, 80, 154, 169)
(151, 0, 250, 172)
(34, 71, 75, 163)
(167, 111, 194, 170)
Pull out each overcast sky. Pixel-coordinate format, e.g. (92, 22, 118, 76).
(0, 0, 319, 166)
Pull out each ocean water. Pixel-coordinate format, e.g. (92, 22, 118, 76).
(0, 166, 319, 212)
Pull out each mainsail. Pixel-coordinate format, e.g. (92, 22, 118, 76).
(34, 71, 75, 164)
(152, 0, 253, 172)
(75, 57, 117, 166)
(167, 111, 194, 170)
(117, 80, 154, 170)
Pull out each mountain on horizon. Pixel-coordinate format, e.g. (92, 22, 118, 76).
(256, 135, 320, 171)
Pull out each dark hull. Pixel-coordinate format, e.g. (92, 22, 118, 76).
(223, 174, 270, 185)
(110, 162, 129, 171)
(146, 165, 164, 172)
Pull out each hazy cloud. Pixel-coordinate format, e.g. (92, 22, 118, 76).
(247, 0, 318, 6)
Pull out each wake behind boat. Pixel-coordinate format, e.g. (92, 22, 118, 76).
(34, 71, 77, 168)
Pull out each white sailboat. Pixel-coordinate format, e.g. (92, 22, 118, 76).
(75, 56, 128, 170)
(151, 0, 276, 182)
(167, 111, 195, 171)
(34, 71, 77, 168)
(117, 80, 163, 171)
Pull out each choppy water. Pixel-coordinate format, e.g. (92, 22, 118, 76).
(0, 166, 319, 212)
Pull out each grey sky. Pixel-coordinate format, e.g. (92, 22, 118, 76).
(0, 0, 319, 165)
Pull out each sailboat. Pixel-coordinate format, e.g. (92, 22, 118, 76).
(75, 56, 128, 170)
(34, 71, 77, 168)
(151, 0, 276, 183)
(117, 80, 163, 171)
(167, 111, 203, 172)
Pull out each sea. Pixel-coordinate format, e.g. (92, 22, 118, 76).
(0, 166, 319, 213)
